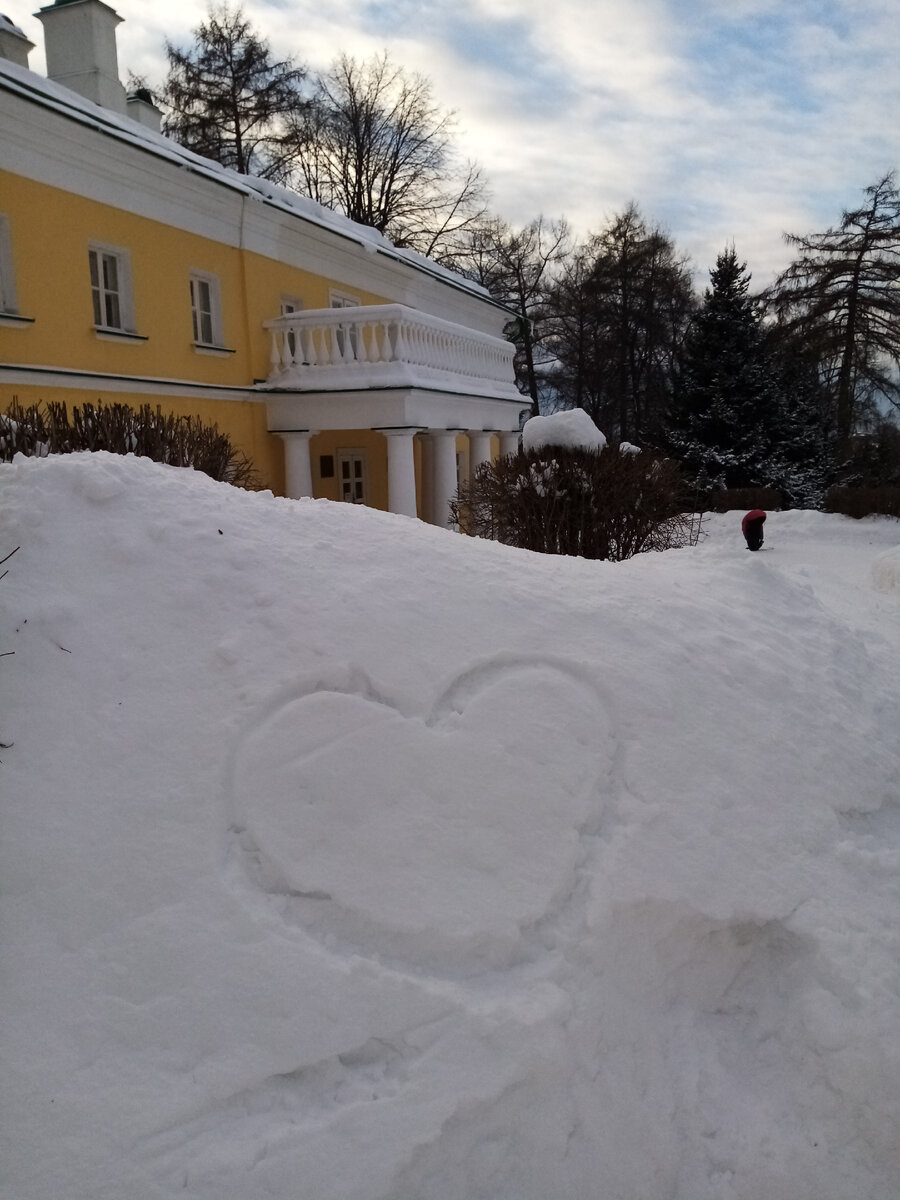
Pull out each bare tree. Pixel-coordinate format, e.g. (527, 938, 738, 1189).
(459, 216, 571, 413)
(280, 52, 487, 260)
(545, 205, 694, 442)
(158, 4, 306, 178)
(769, 172, 900, 443)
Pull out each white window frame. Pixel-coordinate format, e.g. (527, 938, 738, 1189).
(329, 289, 360, 309)
(88, 241, 136, 333)
(0, 215, 19, 315)
(189, 270, 225, 349)
(337, 448, 368, 505)
(330, 290, 361, 358)
(281, 295, 303, 317)
(281, 295, 303, 358)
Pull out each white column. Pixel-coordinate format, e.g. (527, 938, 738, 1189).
(499, 431, 520, 458)
(278, 431, 317, 499)
(419, 433, 435, 525)
(379, 429, 420, 519)
(468, 430, 494, 478)
(430, 430, 462, 529)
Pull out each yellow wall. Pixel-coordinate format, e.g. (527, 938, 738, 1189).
(1, 169, 501, 509)
(0, 169, 398, 498)
(0, 170, 390, 387)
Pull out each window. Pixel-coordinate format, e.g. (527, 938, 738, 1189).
(281, 296, 303, 359)
(337, 449, 367, 504)
(0, 215, 19, 314)
(190, 271, 224, 348)
(330, 290, 360, 358)
(88, 243, 135, 332)
(329, 291, 360, 309)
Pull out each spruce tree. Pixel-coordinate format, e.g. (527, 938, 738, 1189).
(765, 344, 836, 508)
(667, 247, 781, 492)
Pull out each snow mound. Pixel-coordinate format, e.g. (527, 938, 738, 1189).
(522, 408, 607, 453)
(871, 543, 900, 593)
(2, 453, 900, 1200)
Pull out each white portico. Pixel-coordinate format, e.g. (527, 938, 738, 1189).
(261, 303, 528, 526)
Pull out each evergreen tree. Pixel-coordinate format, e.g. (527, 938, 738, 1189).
(666, 247, 782, 492)
(765, 343, 836, 508)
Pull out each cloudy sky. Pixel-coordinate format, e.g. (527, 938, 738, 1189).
(17, 0, 900, 286)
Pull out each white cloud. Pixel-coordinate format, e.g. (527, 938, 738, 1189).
(10, 0, 899, 285)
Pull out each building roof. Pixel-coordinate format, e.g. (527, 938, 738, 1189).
(0, 54, 500, 309)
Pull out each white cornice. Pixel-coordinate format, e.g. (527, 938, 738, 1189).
(0, 362, 261, 401)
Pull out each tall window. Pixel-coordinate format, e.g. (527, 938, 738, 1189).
(88, 244, 134, 331)
(189, 272, 223, 347)
(0, 215, 18, 314)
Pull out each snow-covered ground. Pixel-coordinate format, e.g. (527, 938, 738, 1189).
(2, 451, 899, 1200)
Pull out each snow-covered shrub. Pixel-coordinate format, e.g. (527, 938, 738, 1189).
(522, 409, 607, 455)
(451, 445, 690, 560)
(0, 400, 257, 488)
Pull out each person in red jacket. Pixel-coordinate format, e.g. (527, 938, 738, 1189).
(742, 509, 766, 551)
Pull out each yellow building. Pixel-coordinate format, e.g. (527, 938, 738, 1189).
(0, 1, 526, 522)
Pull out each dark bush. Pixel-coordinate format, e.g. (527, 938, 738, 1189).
(710, 487, 783, 513)
(825, 487, 900, 519)
(0, 399, 258, 488)
(450, 445, 692, 561)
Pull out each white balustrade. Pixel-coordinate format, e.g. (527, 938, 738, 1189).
(263, 303, 517, 397)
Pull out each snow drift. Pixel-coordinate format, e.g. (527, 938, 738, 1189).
(522, 407, 607, 453)
(1, 452, 899, 1200)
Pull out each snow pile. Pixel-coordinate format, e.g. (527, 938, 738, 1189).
(619, 440, 641, 454)
(522, 408, 607, 453)
(871, 543, 900, 594)
(2, 453, 900, 1200)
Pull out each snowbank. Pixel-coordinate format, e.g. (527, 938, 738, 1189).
(872, 543, 900, 594)
(1, 453, 899, 1200)
(522, 408, 607, 453)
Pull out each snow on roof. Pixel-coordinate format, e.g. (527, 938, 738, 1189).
(0, 54, 494, 305)
(0, 11, 28, 36)
(522, 407, 607, 453)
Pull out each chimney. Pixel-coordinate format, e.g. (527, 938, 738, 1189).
(35, 0, 126, 113)
(126, 87, 163, 133)
(0, 13, 35, 66)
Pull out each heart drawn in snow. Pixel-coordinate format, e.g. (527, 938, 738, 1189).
(229, 659, 612, 971)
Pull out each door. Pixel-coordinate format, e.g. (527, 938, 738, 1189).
(338, 450, 367, 504)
